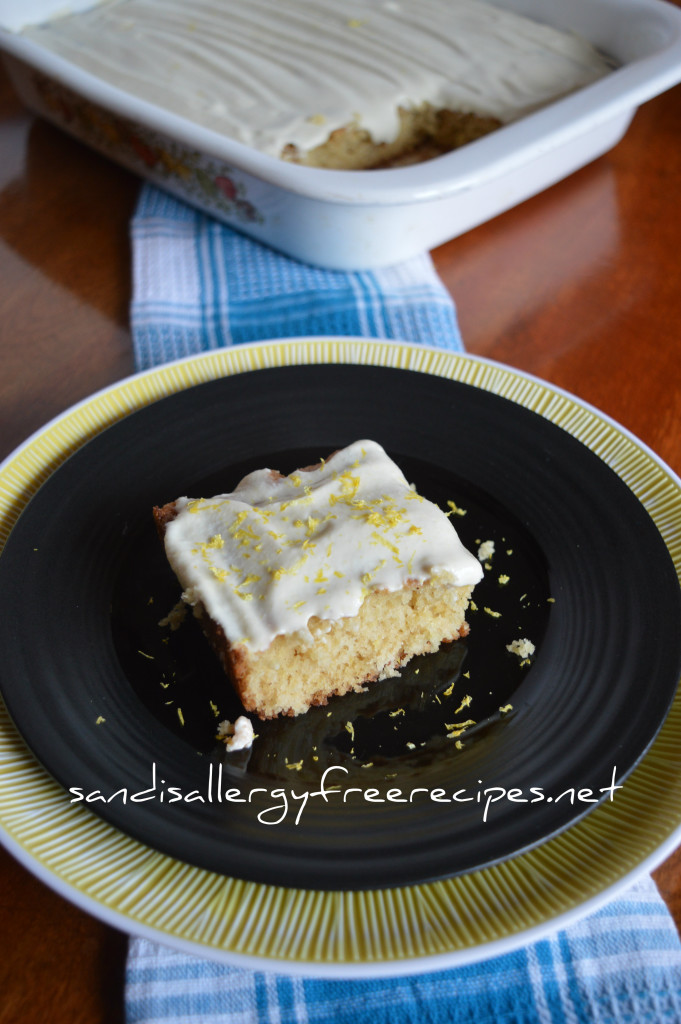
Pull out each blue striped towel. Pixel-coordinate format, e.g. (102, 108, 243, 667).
(126, 184, 681, 1024)
(131, 185, 464, 369)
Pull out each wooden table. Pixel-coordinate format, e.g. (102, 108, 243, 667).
(1, 50, 680, 1023)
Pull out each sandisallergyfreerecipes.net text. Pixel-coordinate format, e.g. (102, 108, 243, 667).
(69, 763, 622, 826)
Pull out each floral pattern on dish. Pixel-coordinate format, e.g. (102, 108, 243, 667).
(30, 71, 264, 225)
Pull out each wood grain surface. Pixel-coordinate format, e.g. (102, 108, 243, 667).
(1, 31, 680, 1023)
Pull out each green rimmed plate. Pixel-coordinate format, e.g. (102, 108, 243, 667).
(1, 338, 680, 974)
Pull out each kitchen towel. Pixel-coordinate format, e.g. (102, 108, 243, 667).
(130, 185, 464, 370)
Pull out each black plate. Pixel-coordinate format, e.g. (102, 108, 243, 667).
(1, 363, 679, 891)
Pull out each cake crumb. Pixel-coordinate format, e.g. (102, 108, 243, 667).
(217, 715, 255, 751)
(506, 637, 535, 659)
(477, 540, 495, 561)
(158, 600, 188, 630)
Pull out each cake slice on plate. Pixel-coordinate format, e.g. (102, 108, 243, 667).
(153, 440, 482, 719)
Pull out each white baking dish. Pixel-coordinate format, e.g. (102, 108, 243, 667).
(1, 0, 681, 270)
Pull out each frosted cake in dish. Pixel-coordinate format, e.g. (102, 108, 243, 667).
(22, 0, 613, 169)
(153, 441, 483, 718)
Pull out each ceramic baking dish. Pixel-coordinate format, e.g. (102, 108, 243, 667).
(1, 0, 681, 270)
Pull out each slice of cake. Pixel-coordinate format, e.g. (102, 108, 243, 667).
(153, 440, 483, 719)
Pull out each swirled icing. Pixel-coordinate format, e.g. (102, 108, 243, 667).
(161, 440, 483, 651)
(22, 0, 612, 157)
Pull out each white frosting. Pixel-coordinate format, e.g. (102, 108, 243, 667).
(22, 0, 612, 158)
(162, 440, 483, 652)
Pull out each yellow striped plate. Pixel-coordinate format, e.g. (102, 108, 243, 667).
(1, 338, 680, 976)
